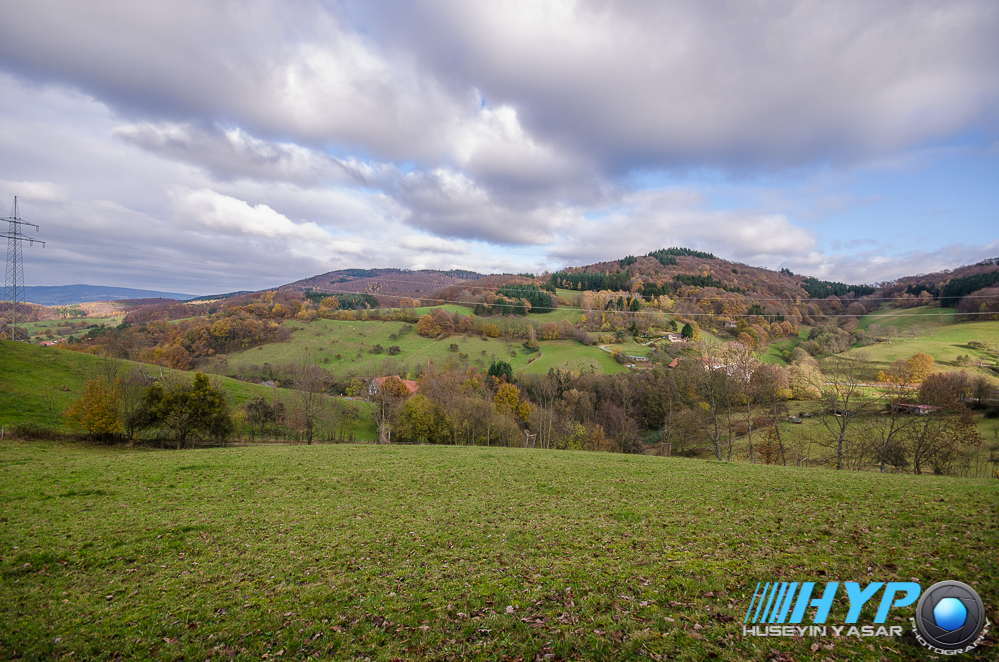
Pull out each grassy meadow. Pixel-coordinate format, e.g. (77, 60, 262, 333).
(0, 342, 378, 440)
(2, 441, 996, 661)
(21, 316, 125, 343)
(221, 319, 626, 381)
(845, 323, 998, 372)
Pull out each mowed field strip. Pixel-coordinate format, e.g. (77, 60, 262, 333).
(2, 442, 996, 661)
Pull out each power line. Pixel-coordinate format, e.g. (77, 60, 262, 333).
(1, 197, 45, 341)
(292, 273, 999, 302)
(293, 286, 999, 319)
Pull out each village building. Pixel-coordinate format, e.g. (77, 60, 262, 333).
(369, 376, 419, 397)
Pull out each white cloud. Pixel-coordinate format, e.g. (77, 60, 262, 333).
(785, 240, 999, 284)
(0, 179, 67, 203)
(545, 189, 817, 268)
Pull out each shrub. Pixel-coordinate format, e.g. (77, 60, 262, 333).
(480, 323, 500, 338)
(10, 422, 60, 440)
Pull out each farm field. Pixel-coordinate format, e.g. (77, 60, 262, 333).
(1, 442, 996, 661)
(858, 306, 958, 331)
(523, 340, 627, 375)
(21, 316, 125, 342)
(222, 318, 622, 380)
(845, 317, 998, 373)
(0, 342, 378, 440)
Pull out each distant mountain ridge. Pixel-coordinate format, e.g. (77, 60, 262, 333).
(23, 284, 197, 306)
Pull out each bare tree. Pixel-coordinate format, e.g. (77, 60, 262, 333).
(699, 353, 738, 461)
(723, 342, 760, 463)
(819, 354, 881, 470)
(750, 364, 790, 465)
(292, 359, 329, 445)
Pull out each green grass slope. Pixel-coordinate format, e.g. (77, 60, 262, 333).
(222, 319, 624, 378)
(0, 342, 377, 440)
(847, 307, 998, 372)
(1, 442, 995, 661)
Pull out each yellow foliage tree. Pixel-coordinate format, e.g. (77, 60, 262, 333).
(494, 383, 520, 415)
(907, 353, 935, 383)
(64, 378, 123, 439)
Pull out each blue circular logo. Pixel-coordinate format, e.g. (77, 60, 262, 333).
(915, 580, 986, 650)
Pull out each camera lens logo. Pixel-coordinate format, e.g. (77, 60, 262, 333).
(915, 580, 985, 650)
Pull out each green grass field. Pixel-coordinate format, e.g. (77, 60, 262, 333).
(21, 316, 125, 342)
(858, 306, 957, 331)
(846, 315, 998, 373)
(222, 319, 624, 379)
(0, 342, 378, 440)
(523, 341, 627, 375)
(1, 442, 995, 661)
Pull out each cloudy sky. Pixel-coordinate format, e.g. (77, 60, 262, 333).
(0, 0, 997, 295)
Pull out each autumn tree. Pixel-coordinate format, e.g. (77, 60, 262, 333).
(63, 357, 149, 442)
(699, 359, 740, 461)
(918, 371, 970, 409)
(416, 314, 435, 336)
(494, 383, 521, 416)
(788, 359, 823, 400)
(904, 411, 982, 475)
(869, 359, 920, 472)
(906, 353, 934, 382)
(65, 377, 123, 440)
(395, 394, 446, 443)
(374, 375, 413, 443)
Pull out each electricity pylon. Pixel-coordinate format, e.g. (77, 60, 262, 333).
(1, 197, 44, 341)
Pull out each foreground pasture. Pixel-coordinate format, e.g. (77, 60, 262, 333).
(1, 442, 996, 661)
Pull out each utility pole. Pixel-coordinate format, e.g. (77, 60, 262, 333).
(1, 197, 44, 341)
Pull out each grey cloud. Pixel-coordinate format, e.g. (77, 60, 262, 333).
(114, 122, 369, 186)
(397, 168, 576, 244)
(355, 0, 999, 172)
(0, 1, 468, 162)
